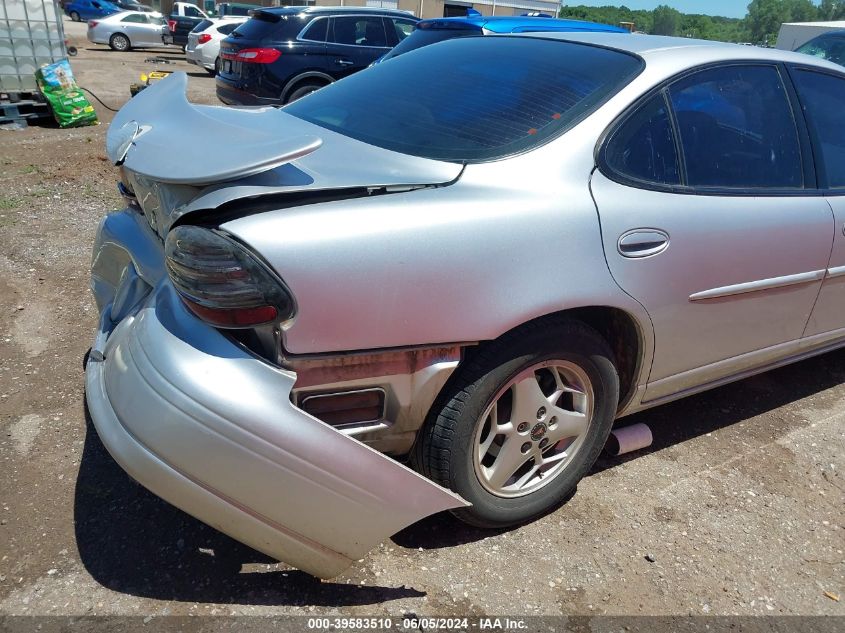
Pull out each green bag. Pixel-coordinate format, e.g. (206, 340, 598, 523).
(35, 59, 98, 129)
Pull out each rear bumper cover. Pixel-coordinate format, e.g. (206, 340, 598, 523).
(85, 210, 467, 578)
(215, 75, 280, 107)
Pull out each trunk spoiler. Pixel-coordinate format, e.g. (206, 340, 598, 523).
(106, 73, 322, 186)
(105, 73, 464, 233)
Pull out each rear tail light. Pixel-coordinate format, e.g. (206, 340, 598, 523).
(165, 226, 295, 328)
(223, 47, 281, 64)
(88, 20, 98, 27)
(197, 33, 212, 44)
(167, 19, 177, 33)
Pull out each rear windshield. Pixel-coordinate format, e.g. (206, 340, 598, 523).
(192, 19, 214, 33)
(380, 23, 478, 61)
(286, 37, 643, 162)
(229, 11, 303, 40)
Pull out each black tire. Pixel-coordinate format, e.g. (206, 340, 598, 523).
(109, 33, 130, 52)
(70, 11, 80, 22)
(209, 57, 220, 76)
(285, 81, 325, 104)
(415, 317, 619, 528)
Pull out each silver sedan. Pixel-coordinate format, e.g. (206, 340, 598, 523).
(88, 32, 845, 578)
(87, 10, 167, 51)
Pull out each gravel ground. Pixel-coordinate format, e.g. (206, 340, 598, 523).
(0, 17, 843, 623)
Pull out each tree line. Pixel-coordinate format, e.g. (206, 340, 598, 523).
(559, 0, 845, 44)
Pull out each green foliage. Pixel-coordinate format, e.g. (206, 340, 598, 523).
(559, 2, 845, 44)
(559, 4, 751, 42)
(818, 0, 845, 20)
(652, 4, 681, 35)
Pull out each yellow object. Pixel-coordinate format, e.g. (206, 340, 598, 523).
(140, 73, 148, 82)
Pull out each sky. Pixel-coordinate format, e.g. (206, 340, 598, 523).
(562, 1, 750, 19)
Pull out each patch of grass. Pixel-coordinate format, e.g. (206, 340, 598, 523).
(21, 164, 40, 175)
(0, 196, 22, 210)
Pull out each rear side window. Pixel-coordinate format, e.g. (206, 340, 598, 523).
(386, 17, 415, 46)
(797, 35, 845, 66)
(604, 93, 680, 186)
(286, 37, 644, 162)
(121, 13, 146, 23)
(791, 69, 845, 188)
(232, 12, 301, 40)
(217, 22, 241, 35)
(668, 65, 803, 189)
(300, 17, 327, 42)
(192, 19, 214, 32)
(184, 5, 202, 17)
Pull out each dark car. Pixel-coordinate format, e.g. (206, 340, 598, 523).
(216, 6, 417, 106)
(64, 0, 119, 22)
(114, 0, 153, 12)
(376, 14, 628, 64)
(796, 30, 845, 67)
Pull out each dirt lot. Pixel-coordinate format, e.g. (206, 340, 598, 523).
(0, 17, 843, 623)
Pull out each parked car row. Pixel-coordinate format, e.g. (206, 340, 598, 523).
(81, 4, 845, 108)
(216, 7, 419, 105)
(215, 7, 629, 105)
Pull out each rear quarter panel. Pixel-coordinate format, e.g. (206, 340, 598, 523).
(221, 132, 652, 359)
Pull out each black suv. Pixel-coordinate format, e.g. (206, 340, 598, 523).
(216, 7, 417, 106)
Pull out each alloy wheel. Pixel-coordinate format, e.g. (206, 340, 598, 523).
(472, 360, 594, 498)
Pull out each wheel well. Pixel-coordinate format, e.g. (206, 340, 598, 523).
(564, 307, 642, 411)
(283, 75, 331, 102)
(463, 307, 643, 413)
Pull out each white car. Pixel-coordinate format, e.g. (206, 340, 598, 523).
(186, 17, 247, 75)
(87, 10, 168, 51)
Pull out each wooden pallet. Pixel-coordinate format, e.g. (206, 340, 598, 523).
(0, 92, 52, 126)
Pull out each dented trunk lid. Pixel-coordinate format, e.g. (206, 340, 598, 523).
(106, 73, 463, 236)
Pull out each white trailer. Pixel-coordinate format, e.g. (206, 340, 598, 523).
(0, 0, 67, 124)
(776, 20, 845, 51)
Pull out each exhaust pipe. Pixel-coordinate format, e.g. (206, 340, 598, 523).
(605, 422, 653, 456)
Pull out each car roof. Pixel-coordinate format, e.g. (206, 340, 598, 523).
(255, 6, 414, 18)
(106, 10, 161, 18)
(418, 16, 627, 35)
(807, 29, 845, 39)
(514, 31, 845, 74)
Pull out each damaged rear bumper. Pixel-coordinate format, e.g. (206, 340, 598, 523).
(85, 211, 467, 579)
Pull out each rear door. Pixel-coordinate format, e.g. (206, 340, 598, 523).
(790, 65, 845, 337)
(590, 63, 834, 402)
(326, 15, 392, 77)
(120, 13, 160, 46)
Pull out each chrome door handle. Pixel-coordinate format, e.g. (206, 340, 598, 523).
(617, 229, 670, 258)
(335, 59, 354, 66)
